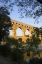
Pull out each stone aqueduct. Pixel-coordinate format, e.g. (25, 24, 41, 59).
(10, 20, 42, 59)
(10, 20, 35, 42)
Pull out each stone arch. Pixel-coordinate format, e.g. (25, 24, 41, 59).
(25, 29, 30, 37)
(16, 27, 22, 36)
(18, 38, 22, 43)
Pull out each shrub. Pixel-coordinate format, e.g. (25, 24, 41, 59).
(0, 43, 11, 57)
(10, 48, 24, 64)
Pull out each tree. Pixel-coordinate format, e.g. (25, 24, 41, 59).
(6, 37, 24, 64)
(37, 0, 42, 4)
(33, 27, 40, 37)
(0, 7, 11, 42)
(26, 35, 41, 57)
(28, 27, 42, 57)
(6, 37, 23, 50)
(0, 43, 11, 57)
(10, 48, 24, 64)
(28, 58, 42, 64)
(33, 27, 42, 39)
(0, 0, 42, 23)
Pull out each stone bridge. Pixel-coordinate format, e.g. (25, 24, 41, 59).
(10, 20, 35, 42)
(10, 20, 42, 59)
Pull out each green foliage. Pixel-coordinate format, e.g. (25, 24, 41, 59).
(10, 48, 24, 64)
(26, 35, 41, 56)
(28, 58, 42, 64)
(37, 0, 42, 4)
(34, 28, 40, 37)
(5, 37, 24, 64)
(0, 0, 42, 23)
(6, 37, 18, 45)
(0, 7, 11, 42)
(6, 37, 23, 49)
(0, 43, 11, 57)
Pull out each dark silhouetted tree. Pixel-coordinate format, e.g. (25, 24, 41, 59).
(0, 7, 11, 42)
(0, 0, 42, 23)
(26, 35, 41, 56)
(37, 0, 42, 4)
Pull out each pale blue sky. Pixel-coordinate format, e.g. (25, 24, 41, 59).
(10, 6, 42, 28)
(0, 0, 42, 36)
(0, 0, 42, 28)
(9, 5, 42, 36)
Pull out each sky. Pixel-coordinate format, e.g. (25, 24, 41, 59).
(0, 0, 42, 28)
(0, 1, 42, 36)
(10, 5, 42, 28)
(9, 5, 42, 36)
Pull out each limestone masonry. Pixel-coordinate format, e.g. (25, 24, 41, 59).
(10, 20, 36, 42)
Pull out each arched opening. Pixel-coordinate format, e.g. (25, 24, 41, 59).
(18, 38, 22, 43)
(25, 29, 30, 37)
(16, 28, 22, 36)
(9, 30, 12, 36)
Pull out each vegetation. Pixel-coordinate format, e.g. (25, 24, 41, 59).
(0, 0, 42, 23)
(0, 33, 41, 64)
(0, 7, 11, 42)
(34, 27, 42, 38)
(10, 48, 23, 64)
(6, 37, 24, 63)
(0, 1, 42, 64)
(0, 43, 11, 57)
(28, 58, 42, 64)
(0, 6, 24, 64)
(26, 35, 41, 56)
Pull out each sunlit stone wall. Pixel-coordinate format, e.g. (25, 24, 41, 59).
(9, 20, 35, 42)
